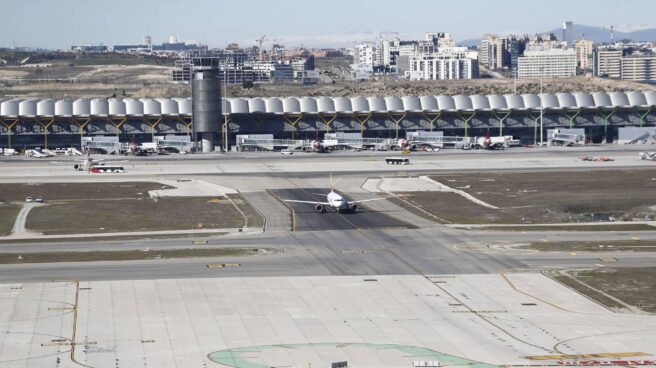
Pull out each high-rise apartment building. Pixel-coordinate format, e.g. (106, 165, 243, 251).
(620, 56, 656, 81)
(480, 34, 507, 70)
(573, 38, 594, 72)
(407, 48, 479, 80)
(593, 49, 622, 78)
(517, 49, 576, 78)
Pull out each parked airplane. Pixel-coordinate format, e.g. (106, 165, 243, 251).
(283, 175, 386, 213)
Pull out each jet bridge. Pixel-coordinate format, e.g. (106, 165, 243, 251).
(547, 129, 586, 146)
(81, 136, 120, 154)
(322, 133, 395, 151)
(406, 131, 474, 149)
(236, 134, 308, 151)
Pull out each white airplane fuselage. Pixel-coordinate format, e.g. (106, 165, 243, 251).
(326, 191, 349, 211)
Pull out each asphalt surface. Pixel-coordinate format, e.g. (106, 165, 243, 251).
(1, 226, 656, 283)
(270, 188, 415, 231)
(2, 145, 655, 180)
(0, 147, 655, 283)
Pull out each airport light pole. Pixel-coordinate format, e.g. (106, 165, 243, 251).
(539, 66, 544, 146)
(224, 77, 228, 152)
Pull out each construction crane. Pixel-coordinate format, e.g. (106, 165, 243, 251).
(256, 35, 266, 60)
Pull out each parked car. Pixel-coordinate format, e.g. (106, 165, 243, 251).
(25, 196, 33, 203)
(35, 196, 44, 203)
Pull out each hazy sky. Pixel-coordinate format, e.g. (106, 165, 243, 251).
(2, 0, 655, 49)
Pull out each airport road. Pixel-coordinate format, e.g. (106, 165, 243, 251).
(0, 146, 654, 179)
(1, 227, 656, 283)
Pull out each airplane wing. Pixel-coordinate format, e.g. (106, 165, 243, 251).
(284, 199, 330, 205)
(349, 197, 388, 204)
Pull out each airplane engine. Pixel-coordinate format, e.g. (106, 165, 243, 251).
(349, 203, 358, 212)
(314, 204, 325, 212)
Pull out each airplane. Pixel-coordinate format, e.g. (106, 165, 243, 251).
(283, 175, 387, 213)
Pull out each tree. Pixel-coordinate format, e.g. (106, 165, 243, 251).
(242, 80, 254, 89)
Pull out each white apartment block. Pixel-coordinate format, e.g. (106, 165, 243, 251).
(621, 56, 656, 81)
(407, 48, 479, 80)
(381, 38, 400, 67)
(593, 50, 622, 78)
(353, 43, 374, 66)
(517, 49, 576, 78)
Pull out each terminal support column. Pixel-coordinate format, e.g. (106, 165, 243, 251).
(146, 117, 162, 142)
(562, 110, 580, 129)
(112, 118, 127, 139)
(492, 111, 510, 137)
(634, 108, 652, 127)
(527, 111, 540, 145)
(597, 109, 616, 143)
(37, 119, 55, 149)
(354, 113, 371, 137)
(387, 112, 407, 140)
(1, 119, 19, 148)
(318, 114, 337, 134)
(180, 117, 192, 138)
(284, 114, 302, 140)
(73, 118, 90, 141)
(248, 116, 266, 134)
(422, 112, 441, 132)
(457, 112, 476, 137)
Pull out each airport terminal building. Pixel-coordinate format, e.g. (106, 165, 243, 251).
(1, 91, 656, 149)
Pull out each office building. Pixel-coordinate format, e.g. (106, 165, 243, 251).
(562, 21, 574, 48)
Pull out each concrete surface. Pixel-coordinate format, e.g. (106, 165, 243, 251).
(1, 146, 656, 367)
(1, 274, 655, 368)
(364, 176, 498, 209)
(149, 178, 237, 198)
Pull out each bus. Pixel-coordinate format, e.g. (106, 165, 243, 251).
(385, 157, 410, 165)
(90, 166, 125, 173)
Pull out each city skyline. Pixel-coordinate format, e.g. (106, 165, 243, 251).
(1, 0, 655, 49)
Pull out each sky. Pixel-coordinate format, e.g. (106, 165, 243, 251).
(2, 0, 655, 49)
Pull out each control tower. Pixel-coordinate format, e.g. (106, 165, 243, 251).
(191, 55, 222, 153)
